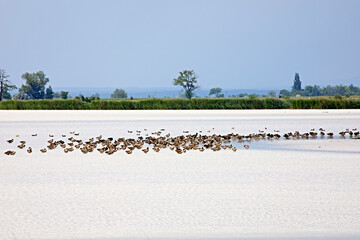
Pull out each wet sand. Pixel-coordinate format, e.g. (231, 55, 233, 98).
(0, 110, 359, 240)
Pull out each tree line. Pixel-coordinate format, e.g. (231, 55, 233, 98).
(0, 69, 70, 100)
(1, 68, 359, 101)
(279, 73, 360, 97)
(0, 68, 127, 101)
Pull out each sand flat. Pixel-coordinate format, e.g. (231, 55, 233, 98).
(1, 109, 360, 121)
(0, 110, 359, 240)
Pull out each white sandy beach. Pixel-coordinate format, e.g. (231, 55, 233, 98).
(0, 110, 359, 240)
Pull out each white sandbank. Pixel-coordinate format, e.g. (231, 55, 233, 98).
(0, 110, 359, 240)
(1, 109, 360, 121)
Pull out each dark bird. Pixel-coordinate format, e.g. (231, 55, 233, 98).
(5, 150, 16, 155)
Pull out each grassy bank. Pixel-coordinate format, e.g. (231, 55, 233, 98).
(0, 98, 359, 110)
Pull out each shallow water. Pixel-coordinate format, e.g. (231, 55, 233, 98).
(0, 110, 359, 240)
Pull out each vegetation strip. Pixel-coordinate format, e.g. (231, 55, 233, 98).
(0, 98, 359, 110)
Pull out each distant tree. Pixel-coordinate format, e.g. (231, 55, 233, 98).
(209, 87, 222, 97)
(291, 73, 302, 95)
(54, 92, 61, 98)
(268, 90, 276, 97)
(111, 88, 128, 98)
(60, 91, 69, 99)
(173, 70, 199, 99)
(346, 84, 360, 96)
(237, 93, 248, 98)
(303, 85, 320, 97)
(0, 68, 17, 101)
(44, 85, 54, 99)
(279, 89, 290, 97)
(18, 71, 49, 99)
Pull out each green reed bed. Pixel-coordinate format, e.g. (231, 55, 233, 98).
(0, 98, 359, 110)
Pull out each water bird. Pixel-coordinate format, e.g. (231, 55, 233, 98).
(81, 148, 88, 154)
(32, 134, 37, 136)
(40, 148, 47, 153)
(17, 143, 25, 149)
(4, 150, 16, 155)
(142, 147, 149, 153)
(244, 145, 249, 150)
(27, 147, 32, 153)
(7, 139, 14, 143)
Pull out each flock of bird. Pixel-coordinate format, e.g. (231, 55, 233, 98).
(3, 128, 359, 156)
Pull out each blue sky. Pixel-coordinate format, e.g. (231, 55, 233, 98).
(0, 0, 359, 90)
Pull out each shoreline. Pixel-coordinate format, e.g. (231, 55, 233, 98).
(1, 109, 360, 122)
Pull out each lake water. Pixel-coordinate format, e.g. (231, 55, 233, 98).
(0, 110, 359, 240)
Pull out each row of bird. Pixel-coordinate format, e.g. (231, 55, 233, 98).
(3, 128, 359, 156)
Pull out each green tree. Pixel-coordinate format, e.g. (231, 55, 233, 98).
(291, 73, 302, 95)
(60, 91, 69, 99)
(0, 69, 17, 101)
(268, 90, 276, 97)
(173, 70, 199, 99)
(44, 85, 54, 99)
(209, 87, 222, 97)
(279, 89, 290, 97)
(18, 71, 49, 99)
(346, 84, 360, 96)
(111, 88, 128, 98)
(54, 92, 61, 98)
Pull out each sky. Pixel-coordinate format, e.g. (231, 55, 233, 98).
(0, 0, 359, 90)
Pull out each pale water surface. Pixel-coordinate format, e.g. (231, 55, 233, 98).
(0, 110, 359, 240)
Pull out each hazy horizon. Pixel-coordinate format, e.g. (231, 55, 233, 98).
(1, 0, 359, 90)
